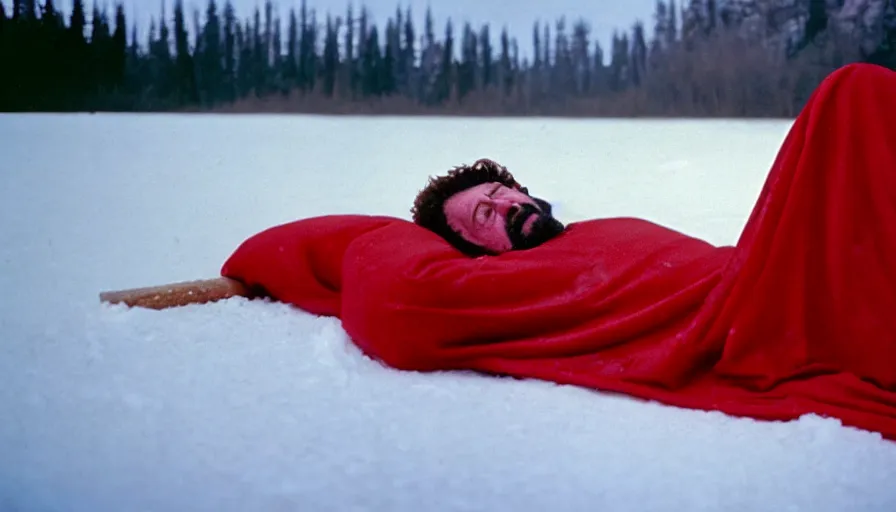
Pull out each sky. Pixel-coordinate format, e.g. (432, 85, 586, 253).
(16, 0, 659, 59)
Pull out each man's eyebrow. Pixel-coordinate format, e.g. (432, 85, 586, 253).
(470, 186, 497, 226)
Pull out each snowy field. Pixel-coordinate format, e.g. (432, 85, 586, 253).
(1, 113, 894, 512)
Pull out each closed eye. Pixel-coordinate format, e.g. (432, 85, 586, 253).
(475, 204, 494, 226)
(473, 185, 501, 226)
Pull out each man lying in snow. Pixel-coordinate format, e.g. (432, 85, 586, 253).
(102, 62, 895, 442)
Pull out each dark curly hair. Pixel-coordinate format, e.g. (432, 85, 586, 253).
(411, 158, 529, 256)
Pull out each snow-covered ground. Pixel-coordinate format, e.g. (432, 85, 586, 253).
(1, 113, 894, 512)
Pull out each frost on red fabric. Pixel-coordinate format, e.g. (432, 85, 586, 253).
(221, 63, 896, 440)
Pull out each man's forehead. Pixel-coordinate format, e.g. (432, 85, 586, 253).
(452, 182, 507, 200)
(445, 183, 491, 206)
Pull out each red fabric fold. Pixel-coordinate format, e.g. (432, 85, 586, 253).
(221, 215, 398, 316)
(221, 63, 896, 440)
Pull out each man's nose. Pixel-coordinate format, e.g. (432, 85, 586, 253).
(491, 198, 518, 216)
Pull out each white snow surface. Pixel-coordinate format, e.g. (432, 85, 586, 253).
(1, 113, 895, 512)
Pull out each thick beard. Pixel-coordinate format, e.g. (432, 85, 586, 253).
(505, 198, 565, 251)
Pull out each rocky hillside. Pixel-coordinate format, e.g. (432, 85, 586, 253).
(737, 0, 895, 62)
(616, 0, 896, 116)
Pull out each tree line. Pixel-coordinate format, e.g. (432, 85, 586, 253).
(1, 0, 894, 116)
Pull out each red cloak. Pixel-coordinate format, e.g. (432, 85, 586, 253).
(221, 63, 896, 440)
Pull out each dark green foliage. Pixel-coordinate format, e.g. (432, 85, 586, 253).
(321, 14, 338, 97)
(0, 1, 893, 114)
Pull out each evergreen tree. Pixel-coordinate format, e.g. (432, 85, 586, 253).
(652, 0, 671, 55)
(298, 0, 311, 91)
(251, 7, 263, 96)
(592, 40, 606, 94)
(500, 27, 512, 97)
(458, 22, 477, 99)
(285, 8, 298, 86)
(480, 24, 493, 90)
(667, 0, 677, 45)
(155, 2, 171, 62)
(553, 17, 572, 95)
(630, 21, 648, 87)
(321, 14, 338, 96)
(112, 3, 127, 91)
(344, 3, 355, 98)
(150, 1, 174, 103)
(272, 9, 285, 95)
(237, 19, 252, 97)
(340, 3, 358, 100)
(32, 0, 62, 107)
(223, 1, 236, 102)
(436, 19, 454, 103)
(201, 0, 222, 105)
(423, 6, 434, 49)
(609, 31, 630, 91)
(419, 6, 438, 103)
(533, 21, 541, 70)
(306, 8, 318, 92)
(362, 24, 382, 96)
(173, 0, 198, 104)
(402, 6, 415, 97)
(357, 5, 369, 96)
(382, 19, 397, 95)
(511, 35, 520, 96)
(125, 22, 142, 96)
(571, 19, 591, 95)
(260, 1, 272, 94)
(391, 8, 404, 93)
(264, 0, 274, 90)
(90, 3, 112, 94)
(0, 2, 7, 110)
(0, 2, 10, 106)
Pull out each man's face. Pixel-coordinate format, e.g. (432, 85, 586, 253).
(443, 182, 564, 254)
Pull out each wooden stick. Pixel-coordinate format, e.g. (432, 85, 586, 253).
(99, 277, 257, 310)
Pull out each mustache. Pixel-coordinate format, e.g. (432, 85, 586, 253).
(507, 198, 551, 227)
(506, 203, 539, 236)
(506, 198, 564, 250)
